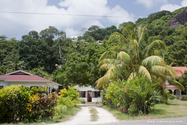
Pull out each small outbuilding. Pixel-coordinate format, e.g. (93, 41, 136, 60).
(75, 85, 102, 103)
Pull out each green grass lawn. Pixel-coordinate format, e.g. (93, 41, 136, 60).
(103, 100, 187, 120)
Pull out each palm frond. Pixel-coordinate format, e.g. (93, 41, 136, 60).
(137, 26, 146, 44)
(138, 66, 152, 81)
(110, 46, 126, 52)
(95, 76, 108, 89)
(128, 39, 139, 58)
(167, 76, 185, 91)
(119, 26, 131, 38)
(144, 40, 166, 57)
(96, 66, 116, 89)
(109, 32, 127, 46)
(142, 56, 165, 67)
(98, 59, 121, 67)
(173, 80, 185, 91)
(127, 72, 136, 81)
(165, 65, 178, 78)
(99, 51, 118, 62)
(99, 64, 115, 71)
(150, 65, 176, 81)
(117, 51, 131, 64)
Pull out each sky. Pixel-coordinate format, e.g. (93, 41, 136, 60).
(0, 0, 187, 39)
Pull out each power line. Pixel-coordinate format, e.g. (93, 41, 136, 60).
(0, 11, 134, 18)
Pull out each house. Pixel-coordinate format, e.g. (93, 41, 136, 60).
(97, 40, 103, 45)
(75, 85, 102, 103)
(71, 36, 78, 42)
(0, 70, 61, 93)
(166, 67, 187, 98)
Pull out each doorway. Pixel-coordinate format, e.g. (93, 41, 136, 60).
(87, 91, 92, 102)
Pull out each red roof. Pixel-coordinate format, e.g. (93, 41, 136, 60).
(166, 85, 178, 88)
(172, 67, 187, 77)
(0, 75, 50, 82)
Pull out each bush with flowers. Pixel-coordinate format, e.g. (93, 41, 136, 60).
(0, 85, 58, 123)
(56, 86, 80, 116)
(27, 92, 58, 122)
(103, 77, 160, 115)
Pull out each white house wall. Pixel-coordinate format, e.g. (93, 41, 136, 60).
(77, 85, 98, 91)
(80, 97, 102, 102)
(92, 97, 102, 102)
(0, 81, 10, 87)
(9, 82, 47, 88)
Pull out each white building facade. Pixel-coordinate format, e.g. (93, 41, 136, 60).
(75, 85, 102, 103)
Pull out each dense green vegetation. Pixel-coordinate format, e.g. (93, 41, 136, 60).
(0, 85, 80, 124)
(103, 77, 160, 115)
(0, 85, 58, 123)
(0, 7, 187, 88)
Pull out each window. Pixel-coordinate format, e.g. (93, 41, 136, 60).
(79, 91, 86, 97)
(94, 91, 100, 98)
(0, 86, 3, 89)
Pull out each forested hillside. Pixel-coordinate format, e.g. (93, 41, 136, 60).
(1, 7, 187, 88)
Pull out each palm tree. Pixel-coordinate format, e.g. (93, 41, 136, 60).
(96, 26, 184, 90)
(5, 56, 25, 72)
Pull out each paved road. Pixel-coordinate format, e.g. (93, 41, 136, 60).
(90, 117, 187, 125)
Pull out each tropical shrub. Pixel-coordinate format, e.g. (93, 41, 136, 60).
(27, 92, 58, 122)
(0, 85, 58, 123)
(56, 86, 80, 115)
(167, 92, 175, 100)
(104, 77, 160, 115)
(80, 99, 85, 104)
(0, 85, 30, 123)
(58, 86, 79, 101)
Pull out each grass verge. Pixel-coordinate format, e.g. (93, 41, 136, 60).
(2, 106, 81, 125)
(103, 100, 187, 120)
(89, 107, 99, 122)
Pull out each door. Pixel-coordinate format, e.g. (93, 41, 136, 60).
(87, 91, 92, 102)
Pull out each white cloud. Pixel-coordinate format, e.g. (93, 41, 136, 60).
(65, 28, 79, 37)
(0, 0, 134, 39)
(160, 0, 187, 12)
(107, 5, 135, 24)
(181, 0, 187, 6)
(136, 0, 168, 8)
(160, 4, 181, 12)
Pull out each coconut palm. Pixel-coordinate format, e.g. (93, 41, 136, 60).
(96, 26, 184, 90)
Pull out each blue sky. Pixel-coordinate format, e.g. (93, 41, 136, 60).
(0, 0, 186, 39)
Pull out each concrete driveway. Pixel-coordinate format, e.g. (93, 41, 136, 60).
(49, 106, 119, 125)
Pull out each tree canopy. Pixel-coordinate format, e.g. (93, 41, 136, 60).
(1, 7, 187, 88)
